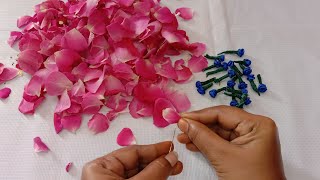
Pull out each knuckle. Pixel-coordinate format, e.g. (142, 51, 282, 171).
(82, 161, 97, 172)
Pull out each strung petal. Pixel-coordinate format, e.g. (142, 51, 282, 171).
(33, 137, 49, 153)
(55, 90, 71, 113)
(54, 114, 63, 134)
(189, 43, 207, 57)
(61, 28, 88, 52)
(17, 50, 43, 75)
(54, 49, 81, 72)
(65, 162, 73, 172)
(7, 31, 22, 47)
(162, 108, 181, 124)
(61, 114, 82, 133)
(165, 89, 191, 112)
(45, 72, 73, 96)
(104, 75, 125, 96)
(188, 56, 208, 73)
(154, 7, 175, 23)
(17, 15, 32, 28)
(117, 128, 136, 146)
(0, 87, 11, 99)
(87, 113, 110, 134)
(175, 8, 194, 20)
(153, 98, 176, 128)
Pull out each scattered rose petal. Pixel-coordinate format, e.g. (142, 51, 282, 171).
(33, 137, 49, 153)
(189, 43, 207, 57)
(162, 108, 181, 124)
(54, 114, 63, 134)
(175, 8, 194, 20)
(61, 114, 82, 133)
(188, 55, 208, 73)
(87, 113, 110, 134)
(65, 162, 73, 172)
(55, 90, 71, 113)
(0, 87, 12, 99)
(117, 128, 136, 146)
(45, 72, 73, 96)
(17, 15, 33, 28)
(17, 50, 43, 75)
(0, 64, 19, 84)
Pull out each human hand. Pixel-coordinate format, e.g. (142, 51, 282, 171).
(81, 141, 183, 180)
(177, 106, 286, 180)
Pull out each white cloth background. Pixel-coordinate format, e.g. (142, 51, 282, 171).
(1, 0, 320, 179)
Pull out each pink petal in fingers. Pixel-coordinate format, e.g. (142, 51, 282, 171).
(117, 128, 136, 146)
(189, 43, 207, 57)
(153, 98, 176, 128)
(162, 108, 181, 124)
(33, 137, 49, 153)
(0, 87, 11, 99)
(61, 28, 88, 52)
(61, 114, 82, 133)
(45, 72, 73, 96)
(175, 7, 194, 20)
(55, 90, 71, 113)
(66, 162, 73, 172)
(87, 113, 110, 134)
(187, 55, 208, 73)
(17, 15, 32, 28)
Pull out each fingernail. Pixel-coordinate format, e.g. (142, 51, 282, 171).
(165, 151, 178, 167)
(178, 119, 189, 133)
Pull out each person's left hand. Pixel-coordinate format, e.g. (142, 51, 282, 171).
(81, 141, 183, 180)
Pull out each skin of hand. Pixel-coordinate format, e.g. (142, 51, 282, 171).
(81, 141, 183, 180)
(177, 105, 286, 180)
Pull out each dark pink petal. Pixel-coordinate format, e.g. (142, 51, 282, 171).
(87, 10, 106, 35)
(165, 89, 191, 113)
(105, 94, 128, 112)
(54, 114, 63, 134)
(84, 69, 102, 82)
(45, 71, 73, 96)
(113, 63, 137, 81)
(162, 108, 181, 124)
(117, 0, 135, 7)
(113, 39, 140, 62)
(154, 58, 177, 79)
(135, 59, 157, 80)
(106, 110, 119, 121)
(153, 98, 176, 128)
(24, 75, 43, 100)
(117, 128, 136, 146)
(87, 113, 110, 134)
(61, 28, 88, 52)
(33, 137, 49, 153)
(55, 90, 71, 113)
(154, 7, 175, 24)
(129, 98, 153, 118)
(61, 114, 82, 133)
(17, 15, 32, 28)
(188, 56, 208, 73)
(81, 94, 103, 114)
(0, 66, 18, 83)
(104, 75, 125, 96)
(107, 19, 132, 42)
(7, 31, 22, 47)
(19, 97, 44, 114)
(174, 60, 193, 83)
(189, 43, 207, 57)
(65, 162, 73, 172)
(133, 82, 165, 103)
(175, 7, 194, 20)
(0, 87, 11, 99)
(85, 67, 106, 93)
(54, 49, 81, 72)
(17, 50, 43, 75)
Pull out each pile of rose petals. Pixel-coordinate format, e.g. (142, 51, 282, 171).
(9, 0, 208, 134)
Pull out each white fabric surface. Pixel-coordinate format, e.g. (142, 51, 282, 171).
(1, 0, 320, 179)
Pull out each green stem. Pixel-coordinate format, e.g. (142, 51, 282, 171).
(214, 74, 229, 83)
(202, 65, 215, 72)
(203, 83, 213, 90)
(232, 65, 243, 76)
(239, 64, 246, 70)
(217, 87, 227, 93)
(202, 78, 216, 85)
(224, 92, 242, 99)
(249, 80, 260, 96)
(226, 87, 242, 95)
(257, 74, 263, 84)
(206, 67, 225, 77)
(205, 54, 223, 60)
(218, 50, 237, 55)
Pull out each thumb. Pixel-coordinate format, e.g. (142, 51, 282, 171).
(130, 151, 178, 180)
(178, 118, 229, 157)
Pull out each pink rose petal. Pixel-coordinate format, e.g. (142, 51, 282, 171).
(189, 43, 207, 57)
(175, 8, 194, 20)
(54, 114, 63, 134)
(65, 162, 73, 172)
(117, 0, 135, 7)
(17, 50, 43, 75)
(165, 89, 191, 113)
(33, 137, 49, 153)
(71, 80, 85, 97)
(55, 90, 71, 113)
(129, 98, 153, 118)
(45, 72, 73, 96)
(153, 98, 176, 128)
(19, 97, 45, 114)
(0, 65, 19, 84)
(87, 9, 106, 35)
(87, 113, 110, 134)
(17, 15, 33, 28)
(61, 28, 88, 52)
(135, 58, 157, 80)
(188, 55, 208, 73)
(0, 87, 11, 99)
(81, 94, 103, 114)
(104, 75, 125, 96)
(54, 49, 81, 72)
(105, 94, 128, 112)
(154, 7, 175, 24)
(162, 108, 181, 124)
(61, 114, 82, 133)
(7, 31, 22, 47)
(117, 128, 136, 146)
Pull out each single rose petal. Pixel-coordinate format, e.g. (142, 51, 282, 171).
(133, 82, 165, 103)
(0, 87, 11, 99)
(153, 98, 176, 128)
(117, 128, 136, 146)
(189, 43, 207, 57)
(55, 90, 71, 113)
(87, 9, 106, 35)
(33, 137, 49, 153)
(188, 55, 208, 73)
(87, 113, 110, 134)
(154, 7, 175, 24)
(174, 60, 193, 83)
(65, 162, 73, 172)
(24, 75, 43, 98)
(104, 75, 125, 96)
(61, 114, 82, 133)
(61, 28, 88, 52)
(81, 94, 103, 114)
(17, 50, 43, 75)
(54, 114, 63, 134)
(117, 0, 134, 7)
(0, 66, 18, 83)
(19, 97, 45, 114)
(162, 108, 181, 124)
(106, 110, 119, 121)
(71, 80, 85, 97)
(135, 58, 157, 80)
(7, 31, 22, 47)
(175, 8, 194, 20)
(113, 39, 140, 62)
(45, 72, 73, 96)
(129, 98, 153, 118)
(165, 89, 191, 112)
(105, 94, 128, 112)
(54, 49, 81, 72)
(17, 15, 32, 28)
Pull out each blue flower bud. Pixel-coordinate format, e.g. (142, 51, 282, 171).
(243, 59, 251, 67)
(209, 90, 218, 98)
(227, 80, 236, 88)
(246, 74, 255, 81)
(244, 98, 252, 105)
(228, 69, 236, 78)
(230, 100, 238, 107)
(227, 60, 234, 67)
(241, 89, 248, 94)
(219, 55, 225, 61)
(238, 82, 248, 89)
(214, 60, 222, 67)
(197, 87, 206, 95)
(243, 67, 252, 75)
(222, 62, 228, 70)
(258, 84, 267, 93)
(196, 81, 202, 89)
(237, 49, 245, 57)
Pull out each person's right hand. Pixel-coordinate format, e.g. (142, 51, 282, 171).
(177, 106, 286, 180)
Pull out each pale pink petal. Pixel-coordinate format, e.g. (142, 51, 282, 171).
(71, 80, 85, 97)
(154, 7, 175, 23)
(0, 66, 19, 83)
(165, 89, 191, 112)
(65, 162, 73, 173)
(54, 49, 81, 72)
(0, 87, 11, 99)
(154, 58, 177, 79)
(189, 43, 207, 57)
(81, 94, 103, 114)
(45, 72, 73, 96)
(175, 8, 194, 20)
(153, 98, 176, 128)
(129, 98, 153, 118)
(17, 15, 32, 28)
(19, 97, 44, 114)
(33, 137, 49, 153)
(188, 55, 208, 73)
(87, 113, 110, 134)
(161, 29, 188, 44)
(55, 90, 71, 113)
(17, 50, 43, 75)
(54, 114, 63, 134)
(7, 31, 22, 47)
(117, 128, 136, 146)
(135, 59, 157, 80)
(162, 108, 181, 124)
(117, 0, 135, 7)
(85, 67, 106, 93)
(105, 94, 128, 112)
(113, 63, 137, 81)
(104, 75, 125, 96)
(61, 114, 82, 133)
(61, 28, 88, 52)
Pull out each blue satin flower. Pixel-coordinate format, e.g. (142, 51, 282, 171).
(246, 74, 255, 81)
(196, 81, 202, 89)
(214, 60, 222, 67)
(243, 59, 251, 67)
(227, 80, 236, 88)
(243, 67, 252, 75)
(227, 60, 234, 67)
(241, 89, 248, 94)
(222, 62, 228, 70)
(258, 84, 268, 93)
(197, 87, 206, 95)
(237, 49, 245, 57)
(238, 82, 248, 89)
(228, 69, 236, 77)
(244, 98, 252, 105)
(218, 55, 225, 61)
(209, 89, 218, 98)
(230, 100, 238, 107)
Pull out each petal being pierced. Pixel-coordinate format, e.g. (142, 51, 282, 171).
(153, 98, 177, 128)
(87, 113, 110, 134)
(33, 137, 49, 153)
(117, 128, 136, 146)
(0, 87, 11, 99)
(175, 8, 194, 20)
(162, 108, 181, 124)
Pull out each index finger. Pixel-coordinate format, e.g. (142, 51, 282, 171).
(181, 105, 255, 130)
